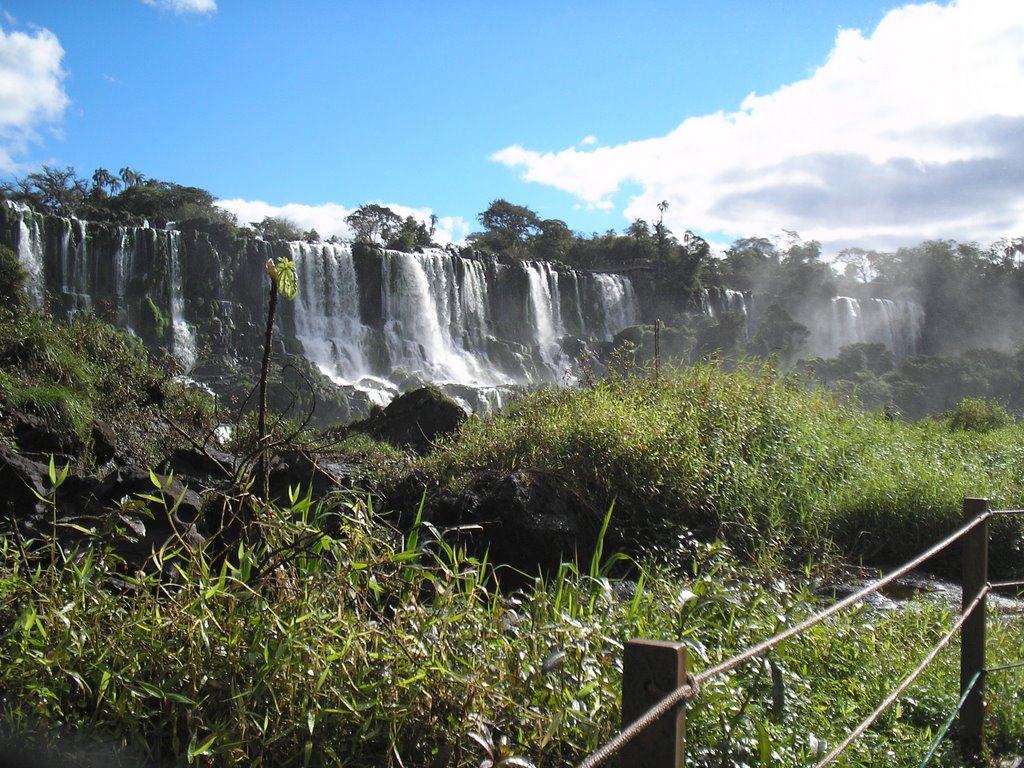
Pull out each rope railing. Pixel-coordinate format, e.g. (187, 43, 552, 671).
(575, 499, 1024, 768)
(813, 585, 990, 767)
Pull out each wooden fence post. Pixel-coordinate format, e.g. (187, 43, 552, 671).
(960, 496, 989, 760)
(621, 638, 687, 768)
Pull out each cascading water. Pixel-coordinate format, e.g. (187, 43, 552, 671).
(6, 201, 45, 308)
(1, 207, 642, 414)
(290, 241, 371, 381)
(524, 261, 565, 374)
(112, 227, 136, 328)
(165, 230, 196, 371)
(60, 217, 92, 318)
(380, 249, 504, 386)
(589, 272, 639, 339)
(287, 245, 640, 404)
(829, 296, 921, 358)
(703, 287, 749, 319)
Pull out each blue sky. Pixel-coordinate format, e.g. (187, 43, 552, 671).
(2, 0, 1022, 255)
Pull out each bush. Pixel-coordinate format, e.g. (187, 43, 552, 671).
(947, 397, 1013, 433)
(0, 309, 210, 464)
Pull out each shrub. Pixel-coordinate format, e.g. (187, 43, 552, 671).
(947, 397, 1013, 433)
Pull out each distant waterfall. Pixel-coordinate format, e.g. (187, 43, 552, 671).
(288, 245, 639, 391)
(525, 261, 564, 371)
(702, 288, 749, 320)
(1, 208, 641, 411)
(60, 217, 92, 317)
(290, 242, 371, 380)
(589, 272, 639, 339)
(830, 296, 922, 358)
(701, 287, 752, 337)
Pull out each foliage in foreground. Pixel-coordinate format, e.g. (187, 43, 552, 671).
(3, 475, 1024, 767)
(414, 362, 1024, 574)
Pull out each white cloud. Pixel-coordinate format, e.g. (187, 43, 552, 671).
(492, 0, 1024, 254)
(0, 22, 68, 171)
(141, 0, 217, 15)
(215, 198, 471, 245)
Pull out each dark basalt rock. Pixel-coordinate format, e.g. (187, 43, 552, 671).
(415, 468, 602, 575)
(83, 468, 207, 569)
(10, 411, 82, 458)
(349, 386, 467, 453)
(0, 445, 99, 544)
(157, 446, 238, 485)
(268, 449, 356, 504)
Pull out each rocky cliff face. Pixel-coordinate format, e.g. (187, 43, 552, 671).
(1, 202, 640, 423)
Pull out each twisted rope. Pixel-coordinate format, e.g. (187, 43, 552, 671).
(814, 584, 990, 767)
(575, 511, 991, 768)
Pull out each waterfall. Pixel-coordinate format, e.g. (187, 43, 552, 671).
(524, 261, 564, 373)
(60, 217, 92, 318)
(380, 249, 504, 386)
(5, 202, 45, 308)
(589, 272, 639, 339)
(289, 246, 640, 393)
(112, 227, 136, 328)
(702, 287, 749, 319)
(166, 230, 196, 371)
(0, 208, 643, 412)
(829, 296, 921, 358)
(290, 241, 371, 380)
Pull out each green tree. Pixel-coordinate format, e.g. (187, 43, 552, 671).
(91, 168, 122, 197)
(346, 204, 403, 246)
(531, 218, 574, 262)
(252, 216, 302, 242)
(13, 165, 88, 216)
(387, 215, 433, 252)
(473, 199, 542, 256)
(720, 237, 780, 291)
(119, 166, 145, 188)
(747, 303, 809, 363)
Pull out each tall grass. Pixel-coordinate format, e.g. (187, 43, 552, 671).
(416, 362, 1024, 573)
(3, 482, 1024, 767)
(5, 362, 1024, 765)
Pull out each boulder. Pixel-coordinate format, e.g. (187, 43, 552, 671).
(10, 411, 82, 458)
(83, 467, 207, 569)
(426, 469, 601, 575)
(351, 386, 467, 453)
(268, 449, 356, 504)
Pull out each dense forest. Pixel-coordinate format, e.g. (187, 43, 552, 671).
(4, 164, 1024, 420)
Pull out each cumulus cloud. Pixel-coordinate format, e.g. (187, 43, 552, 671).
(492, 0, 1024, 254)
(215, 198, 471, 246)
(141, 0, 217, 15)
(0, 22, 68, 171)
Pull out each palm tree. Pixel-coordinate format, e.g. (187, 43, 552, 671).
(92, 168, 122, 196)
(119, 167, 144, 188)
(655, 200, 670, 274)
